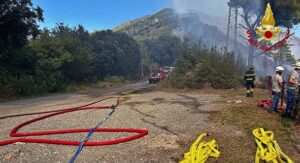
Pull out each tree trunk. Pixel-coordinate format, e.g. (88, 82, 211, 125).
(248, 45, 254, 66)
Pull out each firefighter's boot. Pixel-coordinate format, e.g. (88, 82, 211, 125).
(250, 88, 254, 97)
(246, 90, 251, 97)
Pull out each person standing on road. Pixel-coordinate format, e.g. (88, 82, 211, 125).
(285, 62, 300, 117)
(269, 66, 284, 113)
(244, 66, 256, 97)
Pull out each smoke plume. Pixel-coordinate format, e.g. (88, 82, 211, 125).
(168, 0, 228, 18)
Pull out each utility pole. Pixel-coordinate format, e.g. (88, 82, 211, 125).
(140, 42, 144, 78)
(137, 34, 144, 79)
(226, 0, 238, 56)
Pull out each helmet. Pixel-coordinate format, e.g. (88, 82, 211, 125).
(276, 66, 284, 72)
(250, 66, 254, 69)
(295, 62, 300, 69)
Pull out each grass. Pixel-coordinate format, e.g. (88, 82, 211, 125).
(156, 86, 299, 161)
(208, 88, 300, 162)
(0, 76, 128, 102)
(65, 76, 128, 92)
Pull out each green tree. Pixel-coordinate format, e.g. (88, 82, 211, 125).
(0, 0, 43, 68)
(165, 44, 243, 89)
(52, 24, 94, 83)
(0, 20, 142, 97)
(27, 32, 72, 92)
(273, 44, 296, 66)
(89, 30, 141, 79)
(144, 35, 181, 66)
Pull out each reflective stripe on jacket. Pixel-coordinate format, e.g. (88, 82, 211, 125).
(244, 70, 255, 81)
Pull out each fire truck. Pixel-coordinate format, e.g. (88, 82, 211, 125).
(149, 66, 174, 84)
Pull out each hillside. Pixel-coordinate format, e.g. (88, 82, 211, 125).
(114, 8, 300, 78)
(114, 8, 230, 50)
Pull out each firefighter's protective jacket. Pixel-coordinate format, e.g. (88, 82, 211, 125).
(244, 69, 255, 82)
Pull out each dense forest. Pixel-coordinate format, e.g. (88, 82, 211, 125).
(1, 24, 141, 97)
(0, 1, 142, 97)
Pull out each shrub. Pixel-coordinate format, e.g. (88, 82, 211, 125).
(104, 76, 126, 84)
(164, 46, 244, 89)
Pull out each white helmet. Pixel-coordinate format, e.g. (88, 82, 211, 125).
(276, 66, 284, 72)
(294, 62, 300, 69)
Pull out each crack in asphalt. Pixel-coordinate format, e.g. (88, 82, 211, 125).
(130, 106, 156, 119)
(141, 118, 179, 135)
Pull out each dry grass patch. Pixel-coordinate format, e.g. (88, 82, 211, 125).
(209, 88, 300, 162)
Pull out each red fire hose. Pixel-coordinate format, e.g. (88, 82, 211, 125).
(0, 97, 148, 146)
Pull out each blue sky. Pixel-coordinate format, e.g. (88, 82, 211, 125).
(33, 0, 300, 37)
(33, 0, 171, 31)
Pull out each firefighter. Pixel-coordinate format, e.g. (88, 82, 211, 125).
(295, 85, 300, 123)
(284, 62, 300, 117)
(244, 66, 256, 97)
(269, 66, 284, 113)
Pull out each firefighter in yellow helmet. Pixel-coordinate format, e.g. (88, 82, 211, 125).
(244, 66, 256, 97)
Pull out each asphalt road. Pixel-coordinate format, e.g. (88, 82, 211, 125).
(0, 87, 221, 163)
(0, 81, 151, 108)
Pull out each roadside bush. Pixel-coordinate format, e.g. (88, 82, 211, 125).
(104, 76, 126, 84)
(65, 76, 127, 92)
(15, 74, 37, 95)
(163, 74, 188, 89)
(164, 46, 244, 89)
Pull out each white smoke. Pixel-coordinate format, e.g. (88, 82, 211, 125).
(168, 0, 228, 18)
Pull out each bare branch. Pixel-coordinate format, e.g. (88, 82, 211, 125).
(254, 33, 295, 58)
(243, 10, 251, 29)
(239, 35, 248, 41)
(251, 12, 262, 29)
(239, 23, 248, 30)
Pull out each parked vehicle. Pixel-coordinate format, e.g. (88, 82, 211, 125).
(162, 66, 174, 78)
(149, 72, 160, 84)
(148, 66, 174, 84)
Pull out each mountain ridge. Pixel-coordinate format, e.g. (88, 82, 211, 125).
(114, 8, 300, 60)
(114, 8, 235, 51)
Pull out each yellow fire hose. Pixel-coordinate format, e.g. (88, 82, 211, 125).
(180, 133, 220, 163)
(253, 128, 293, 163)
